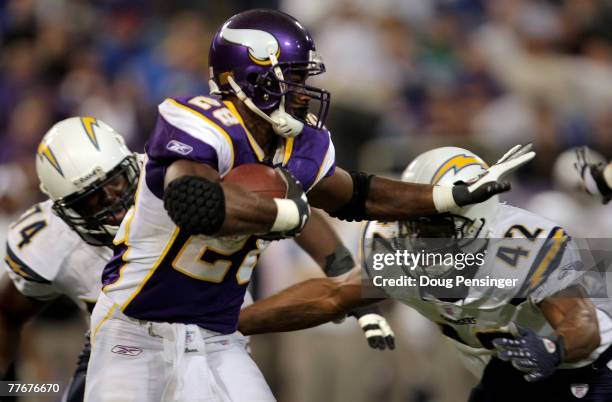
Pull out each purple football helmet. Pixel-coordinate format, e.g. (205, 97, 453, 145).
(209, 9, 330, 137)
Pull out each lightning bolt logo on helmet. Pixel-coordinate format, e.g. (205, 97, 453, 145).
(431, 154, 489, 185)
(37, 141, 64, 177)
(81, 116, 101, 150)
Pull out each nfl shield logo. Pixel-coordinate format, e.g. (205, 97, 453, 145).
(570, 384, 589, 398)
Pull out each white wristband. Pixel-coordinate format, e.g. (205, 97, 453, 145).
(604, 163, 612, 190)
(270, 199, 300, 232)
(432, 186, 458, 213)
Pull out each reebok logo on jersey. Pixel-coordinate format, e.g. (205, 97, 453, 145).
(166, 140, 193, 155)
(111, 345, 143, 356)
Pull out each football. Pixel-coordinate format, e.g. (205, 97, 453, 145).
(223, 164, 287, 199)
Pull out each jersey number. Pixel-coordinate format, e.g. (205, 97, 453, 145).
(172, 236, 263, 284)
(188, 96, 239, 127)
(12, 205, 47, 249)
(496, 224, 542, 267)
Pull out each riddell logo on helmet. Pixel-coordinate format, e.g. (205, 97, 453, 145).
(74, 167, 104, 185)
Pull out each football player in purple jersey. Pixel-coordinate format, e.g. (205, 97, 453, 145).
(86, 9, 533, 401)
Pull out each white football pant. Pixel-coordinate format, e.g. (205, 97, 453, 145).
(84, 292, 275, 402)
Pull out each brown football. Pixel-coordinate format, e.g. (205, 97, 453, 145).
(223, 164, 287, 199)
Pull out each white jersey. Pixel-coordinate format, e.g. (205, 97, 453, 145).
(3, 200, 112, 310)
(361, 203, 612, 368)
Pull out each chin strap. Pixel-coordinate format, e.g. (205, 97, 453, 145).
(225, 48, 304, 138)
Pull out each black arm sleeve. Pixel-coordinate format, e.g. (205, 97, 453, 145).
(328, 171, 374, 222)
(323, 244, 355, 277)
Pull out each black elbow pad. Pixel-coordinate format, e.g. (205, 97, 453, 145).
(329, 171, 374, 222)
(163, 176, 225, 235)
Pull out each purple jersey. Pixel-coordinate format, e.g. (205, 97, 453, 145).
(101, 95, 335, 333)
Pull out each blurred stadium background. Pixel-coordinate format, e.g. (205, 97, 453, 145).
(1, 0, 612, 401)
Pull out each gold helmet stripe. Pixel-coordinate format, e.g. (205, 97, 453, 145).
(431, 154, 488, 185)
(81, 116, 100, 150)
(37, 142, 64, 177)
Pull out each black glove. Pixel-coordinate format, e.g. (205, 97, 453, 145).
(574, 147, 612, 204)
(493, 325, 563, 382)
(260, 168, 310, 240)
(349, 305, 395, 350)
(452, 181, 511, 207)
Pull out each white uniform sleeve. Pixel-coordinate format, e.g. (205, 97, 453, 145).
(4, 247, 60, 301)
(4, 202, 63, 301)
(528, 236, 585, 304)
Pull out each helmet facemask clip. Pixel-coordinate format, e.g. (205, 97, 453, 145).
(223, 48, 329, 138)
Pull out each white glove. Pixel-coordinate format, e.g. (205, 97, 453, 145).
(435, 144, 536, 212)
(354, 311, 395, 350)
(467, 143, 536, 192)
(574, 147, 612, 204)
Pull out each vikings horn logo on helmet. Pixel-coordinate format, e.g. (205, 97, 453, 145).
(220, 27, 280, 65)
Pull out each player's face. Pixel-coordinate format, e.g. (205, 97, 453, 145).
(71, 173, 130, 225)
(403, 215, 457, 239)
(285, 71, 310, 120)
(399, 214, 470, 256)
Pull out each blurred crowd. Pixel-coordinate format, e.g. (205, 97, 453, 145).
(2, 0, 612, 212)
(2, 1, 612, 402)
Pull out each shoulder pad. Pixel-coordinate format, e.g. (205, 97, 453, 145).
(6, 201, 81, 283)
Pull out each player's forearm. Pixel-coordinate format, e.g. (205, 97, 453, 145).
(164, 160, 291, 236)
(554, 304, 600, 362)
(295, 209, 347, 274)
(238, 276, 368, 335)
(218, 183, 278, 235)
(541, 296, 600, 362)
(365, 176, 438, 220)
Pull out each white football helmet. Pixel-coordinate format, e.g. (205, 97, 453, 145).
(36, 117, 140, 246)
(553, 147, 605, 194)
(398, 147, 498, 278)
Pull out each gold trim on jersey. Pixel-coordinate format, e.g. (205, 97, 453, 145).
(4, 253, 32, 280)
(170, 236, 250, 283)
(431, 155, 488, 185)
(167, 98, 236, 170)
(235, 251, 260, 285)
(282, 137, 294, 166)
(529, 228, 568, 290)
(92, 303, 117, 344)
(120, 227, 181, 312)
(223, 100, 264, 162)
(103, 164, 145, 291)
